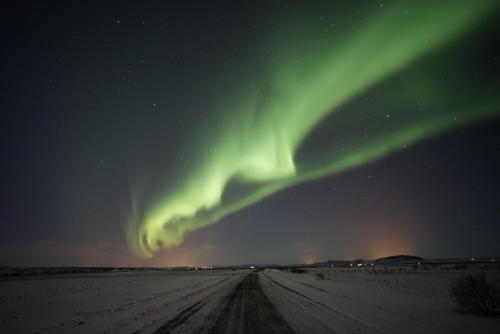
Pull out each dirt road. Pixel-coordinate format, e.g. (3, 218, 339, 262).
(205, 271, 295, 334)
(153, 271, 295, 334)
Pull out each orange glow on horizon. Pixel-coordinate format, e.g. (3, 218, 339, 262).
(365, 229, 416, 259)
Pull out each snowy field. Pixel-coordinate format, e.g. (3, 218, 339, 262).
(0, 267, 498, 333)
(262, 267, 500, 334)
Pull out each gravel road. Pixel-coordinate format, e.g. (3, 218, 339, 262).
(153, 271, 295, 334)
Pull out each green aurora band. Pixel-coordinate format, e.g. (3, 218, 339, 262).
(128, 1, 500, 257)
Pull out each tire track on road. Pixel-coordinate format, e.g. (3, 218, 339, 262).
(204, 271, 295, 334)
(151, 273, 244, 333)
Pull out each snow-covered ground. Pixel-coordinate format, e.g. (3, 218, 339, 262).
(261, 268, 500, 334)
(0, 269, 247, 333)
(0, 268, 498, 333)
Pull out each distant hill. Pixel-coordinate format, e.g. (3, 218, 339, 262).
(374, 255, 424, 264)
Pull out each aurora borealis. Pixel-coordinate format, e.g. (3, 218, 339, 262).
(2, 1, 500, 266)
(127, 1, 500, 257)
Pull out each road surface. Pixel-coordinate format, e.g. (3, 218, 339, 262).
(153, 271, 295, 334)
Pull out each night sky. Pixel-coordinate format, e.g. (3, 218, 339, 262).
(2, 1, 500, 267)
